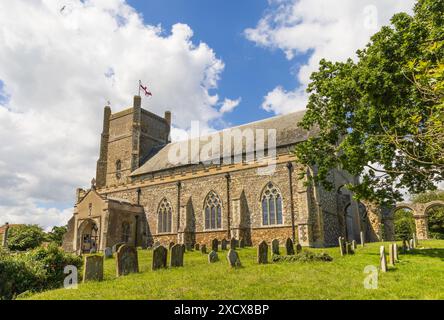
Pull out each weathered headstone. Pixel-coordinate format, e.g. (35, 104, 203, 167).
(285, 238, 295, 255)
(345, 242, 354, 255)
(194, 243, 200, 251)
(413, 233, 418, 247)
(170, 244, 184, 267)
(394, 243, 399, 261)
(212, 238, 219, 252)
(257, 241, 268, 264)
(116, 245, 139, 276)
(227, 249, 241, 267)
(296, 243, 302, 254)
(239, 238, 246, 248)
(360, 231, 365, 247)
(83, 255, 104, 282)
(208, 250, 219, 263)
(230, 237, 237, 250)
(389, 243, 395, 266)
(201, 244, 207, 254)
(104, 247, 113, 259)
(112, 242, 125, 253)
(271, 239, 280, 255)
(338, 237, 345, 256)
(221, 239, 228, 250)
(380, 246, 387, 272)
(152, 245, 167, 270)
(409, 239, 414, 249)
(402, 239, 409, 252)
(351, 240, 357, 251)
(169, 242, 175, 249)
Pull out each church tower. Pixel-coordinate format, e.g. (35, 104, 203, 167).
(95, 96, 171, 188)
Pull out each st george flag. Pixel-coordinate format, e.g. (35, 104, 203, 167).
(139, 80, 152, 97)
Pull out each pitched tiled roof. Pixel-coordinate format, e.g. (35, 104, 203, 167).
(131, 110, 315, 176)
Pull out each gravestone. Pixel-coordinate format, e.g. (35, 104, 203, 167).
(112, 242, 125, 253)
(409, 239, 414, 249)
(194, 243, 200, 251)
(239, 238, 245, 248)
(345, 242, 354, 255)
(257, 241, 268, 264)
(83, 255, 104, 282)
(389, 243, 395, 266)
(201, 244, 207, 254)
(413, 233, 418, 247)
(394, 243, 399, 261)
(402, 240, 409, 252)
(170, 244, 184, 267)
(152, 245, 168, 270)
(338, 237, 345, 256)
(380, 246, 387, 272)
(169, 242, 175, 249)
(285, 238, 295, 255)
(351, 240, 357, 251)
(230, 237, 237, 250)
(90, 247, 97, 254)
(296, 243, 302, 254)
(271, 239, 280, 255)
(116, 245, 139, 276)
(360, 231, 365, 247)
(221, 239, 228, 250)
(212, 238, 219, 252)
(104, 247, 112, 259)
(227, 249, 241, 268)
(208, 250, 219, 263)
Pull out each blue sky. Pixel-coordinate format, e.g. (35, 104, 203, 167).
(127, 0, 303, 128)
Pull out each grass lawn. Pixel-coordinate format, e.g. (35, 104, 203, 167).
(24, 240, 444, 300)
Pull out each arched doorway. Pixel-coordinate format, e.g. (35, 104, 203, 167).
(425, 203, 444, 239)
(78, 219, 99, 253)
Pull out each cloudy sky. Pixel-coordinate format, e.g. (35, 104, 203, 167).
(0, 0, 416, 229)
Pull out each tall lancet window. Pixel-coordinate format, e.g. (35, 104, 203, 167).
(157, 198, 172, 233)
(261, 182, 283, 226)
(204, 191, 222, 230)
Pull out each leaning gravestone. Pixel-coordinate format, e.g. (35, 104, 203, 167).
(239, 238, 246, 248)
(208, 250, 219, 263)
(271, 239, 280, 255)
(201, 244, 207, 254)
(380, 246, 387, 272)
(338, 237, 345, 256)
(212, 238, 219, 252)
(83, 255, 104, 282)
(116, 245, 139, 276)
(360, 231, 365, 247)
(227, 249, 241, 268)
(230, 237, 237, 250)
(194, 243, 200, 251)
(152, 245, 168, 270)
(104, 247, 113, 259)
(286, 238, 295, 255)
(389, 243, 395, 266)
(257, 241, 268, 264)
(351, 240, 357, 251)
(221, 239, 228, 250)
(170, 244, 184, 267)
(112, 242, 125, 253)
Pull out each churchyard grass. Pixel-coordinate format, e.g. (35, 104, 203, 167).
(24, 240, 444, 300)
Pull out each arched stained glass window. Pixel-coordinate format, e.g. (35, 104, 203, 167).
(204, 191, 222, 230)
(158, 198, 172, 233)
(261, 182, 283, 226)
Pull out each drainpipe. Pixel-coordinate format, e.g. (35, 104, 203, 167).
(177, 181, 182, 232)
(225, 173, 231, 239)
(287, 162, 296, 243)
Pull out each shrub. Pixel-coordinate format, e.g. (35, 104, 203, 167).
(394, 209, 416, 241)
(0, 244, 82, 300)
(46, 226, 67, 246)
(272, 251, 333, 263)
(7, 225, 47, 251)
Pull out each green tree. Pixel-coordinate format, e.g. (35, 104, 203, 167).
(394, 209, 416, 241)
(7, 225, 46, 251)
(46, 226, 67, 246)
(295, 0, 444, 205)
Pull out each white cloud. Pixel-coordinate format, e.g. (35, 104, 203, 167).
(220, 97, 241, 114)
(0, 0, 231, 228)
(245, 0, 416, 114)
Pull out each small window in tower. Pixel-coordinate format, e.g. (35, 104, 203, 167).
(115, 160, 121, 179)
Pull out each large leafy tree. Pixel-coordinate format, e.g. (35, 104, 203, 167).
(7, 225, 46, 251)
(296, 0, 444, 204)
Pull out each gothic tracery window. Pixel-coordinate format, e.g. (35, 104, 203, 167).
(204, 191, 222, 230)
(121, 222, 130, 243)
(261, 182, 283, 226)
(158, 198, 172, 233)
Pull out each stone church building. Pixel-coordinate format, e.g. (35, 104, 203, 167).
(62, 96, 383, 254)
